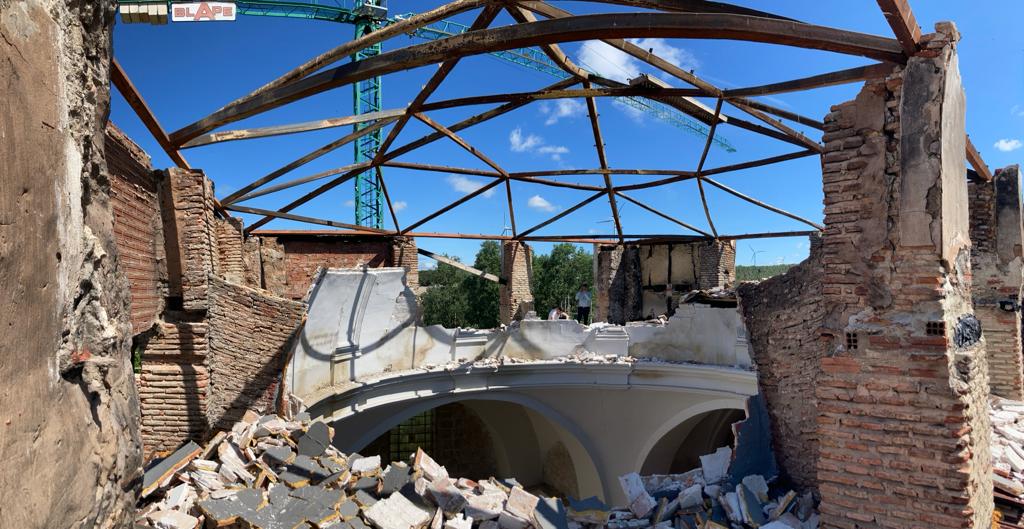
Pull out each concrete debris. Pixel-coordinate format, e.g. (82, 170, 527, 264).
(990, 396, 1024, 524)
(615, 447, 818, 529)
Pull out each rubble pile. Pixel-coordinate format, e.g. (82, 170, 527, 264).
(990, 396, 1024, 525)
(136, 410, 817, 529)
(610, 447, 817, 529)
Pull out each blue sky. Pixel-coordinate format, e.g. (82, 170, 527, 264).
(110, 1, 1024, 266)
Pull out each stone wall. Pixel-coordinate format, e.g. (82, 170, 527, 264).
(500, 241, 534, 324)
(135, 322, 209, 458)
(206, 277, 305, 430)
(106, 122, 166, 334)
(968, 165, 1024, 399)
(0, 1, 141, 525)
(736, 234, 823, 490)
(815, 25, 992, 529)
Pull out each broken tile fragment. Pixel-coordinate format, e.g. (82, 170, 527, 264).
(618, 473, 656, 518)
(364, 489, 432, 529)
(297, 421, 331, 458)
(567, 496, 609, 525)
(352, 455, 382, 475)
(143, 441, 202, 497)
(149, 509, 200, 529)
(698, 447, 731, 485)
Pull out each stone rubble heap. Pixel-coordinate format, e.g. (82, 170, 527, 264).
(613, 447, 817, 529)
(135, 410, 818, 529)
(990, 396, 1024, 497)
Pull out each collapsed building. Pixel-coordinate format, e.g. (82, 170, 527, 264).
(3, 1, 1024, 529)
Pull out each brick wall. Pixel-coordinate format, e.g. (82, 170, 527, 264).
(162, 168, 216, 311)
(260, 234, 392, 300)
(815, 25, 992, 529)
(968, 165, 1024, 399)
(500, 241, 534, 324)
(595, 244, 642, 324)
(696, 239, 736, 290)
(215, 216, 248, 287)
(736, 234, 823, 490)
(206, 276, 306, 430)
(136, 322, 209, 458)
(391, 236, 419, 290)
(106, 122, 165, 334)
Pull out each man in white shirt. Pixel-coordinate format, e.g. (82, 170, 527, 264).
(575, 285, 591, 324)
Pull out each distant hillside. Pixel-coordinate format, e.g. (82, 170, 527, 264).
(736, 263, 795, 282)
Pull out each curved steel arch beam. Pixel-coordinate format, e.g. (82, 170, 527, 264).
(170, 12, 903, 144)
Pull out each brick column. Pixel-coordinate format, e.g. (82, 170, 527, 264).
(391, 236, 419, 291)
(500, 241, 533, 324)
(696, 239, 736, 289)
(161, 168, 216, 311)
(969, 165, 1024, 399)
(595, 244, 641, 324)
(816, 24, 992, 529)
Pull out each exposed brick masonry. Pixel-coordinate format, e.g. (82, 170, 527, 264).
(106, 123, 166, 333)
(968, 165, 1024, 399)
(815, 26, 993, 529)
(162, 168, 217, 311)
(737, 234, 823, 491)
(500, 241, 534, 324)
(261, 234, 392, 300)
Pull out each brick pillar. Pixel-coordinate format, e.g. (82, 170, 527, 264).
(161, 168, 216, 311)
(816, 24, 992, 529)
(391, 236, 419, 291)
(969, 165, 1024, 399)
(500, 241, 533, 324)
(696, 239, 736, 289)
(595, 244, 641, 324)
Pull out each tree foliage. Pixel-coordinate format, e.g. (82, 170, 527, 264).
(420, 241, 594, 327)
(532, 243, 592, 320)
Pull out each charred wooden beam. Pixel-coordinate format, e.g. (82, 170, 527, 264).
(181, 109, 404, 148)
(170, 12, 903, 143)
(234, 163, 369, 202)
(384, 161, 605, 192)
(966, 136, 993, 182)
(418, 248, 505, 284)
(583, 81, 623, 242)
(729, 100, 823, 153)
(226, 204, 393, 234)
(614, 191, 712, 237)
(694, 99, 725, 237)
(376, 166, 401, 232)
(245, 164, 368, 233)
(723, 63, 893, 97)
(418, 86, 705, 112)
(222, 119, 393, 204)
(875, 0, 921, 56)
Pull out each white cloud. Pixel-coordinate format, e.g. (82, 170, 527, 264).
(1012, 105, 1024, 117)
(509, 127, 570, 161)
(994, 139, 1023, 152)
(576, 38, 698, 83)
(540, 99, 585, 125)
(344, 199, 355, 207)
(446, 174, 495, 198)
(613, 99, 647, 124)
(392, 200, 407, 212)
(510, 127, 543, 152)
(528, 195, 557, 212)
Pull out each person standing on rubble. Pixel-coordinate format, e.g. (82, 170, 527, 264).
(575, 284, 591, 324)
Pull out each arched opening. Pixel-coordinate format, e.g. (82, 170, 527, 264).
(346, 397, 601, 499)
(640, 408, 746, 475)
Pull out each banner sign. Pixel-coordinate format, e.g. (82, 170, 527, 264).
(171, 2, 236, 22)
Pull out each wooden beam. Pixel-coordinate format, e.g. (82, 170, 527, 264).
(382, 161, 605, 192)
(518, 191, 606, 239)
(413, 112, 517, 235)
(222, 118, 393, 204)
(244, 164, 368, 233)
(418, 248, 505, 284)
(701, 176, 824, 230)
(248, 228, 817, 243)
(723, 63, 893, 97)
(418, 86, 705, 112)
(170, 12, 904, 144)
(376, 166, 401, 232)
(234, 163, 369, 202)
(226, 204, 393, 234)
(726, 99, 824, 131)
(110, 58, 230, 219)
(729, 100, 823, 153)
(613, 149, 818, 192)
(181, 109, 404, 148)
(966, 136, 993, 182)
(875, 0, 921, 56)
(214, 0, 490, 113)
(694, 98, 725, 237)
(614, 191, 712, 237)
(582, 81, 623, 243)
(401, 178, 506, 234)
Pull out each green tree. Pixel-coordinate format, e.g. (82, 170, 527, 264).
(420, 257, 469, 328)
(532, 243, 593, 320)
(461, 241, 501, 329)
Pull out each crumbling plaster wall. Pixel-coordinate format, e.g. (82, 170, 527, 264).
(815, 25, 992, 529)
(736, 234, 824, 491)
(0, 0, 141, 526)
(595, 244, 642, 324)
(968, 165, 1024, 399)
